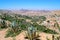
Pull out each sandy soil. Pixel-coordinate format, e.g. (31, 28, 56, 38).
(0, 29, 12, 40)
(0, 29, 54, 40)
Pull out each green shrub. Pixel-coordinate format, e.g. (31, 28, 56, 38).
(5, 29, 21, 37)
(0, 20, 7, 29)
(5, 21, 21, 37)
(39, 16, 46, 21)
(43, 29, 58, 34)
(35, 25, 58, 34)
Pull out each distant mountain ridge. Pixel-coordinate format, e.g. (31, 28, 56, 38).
(0, 9, 60, 16)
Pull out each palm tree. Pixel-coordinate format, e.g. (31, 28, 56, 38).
(0, 19, 7, 28)
(5, 18, 27, 37)
(25, 25, 40, 40)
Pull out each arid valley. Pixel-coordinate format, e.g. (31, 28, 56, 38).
(0, 9, 60, 40)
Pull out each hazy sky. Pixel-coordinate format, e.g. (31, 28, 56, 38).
(0, 0, 60, 10)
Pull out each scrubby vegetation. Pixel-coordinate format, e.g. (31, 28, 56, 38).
(0, 13, 60, 40)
